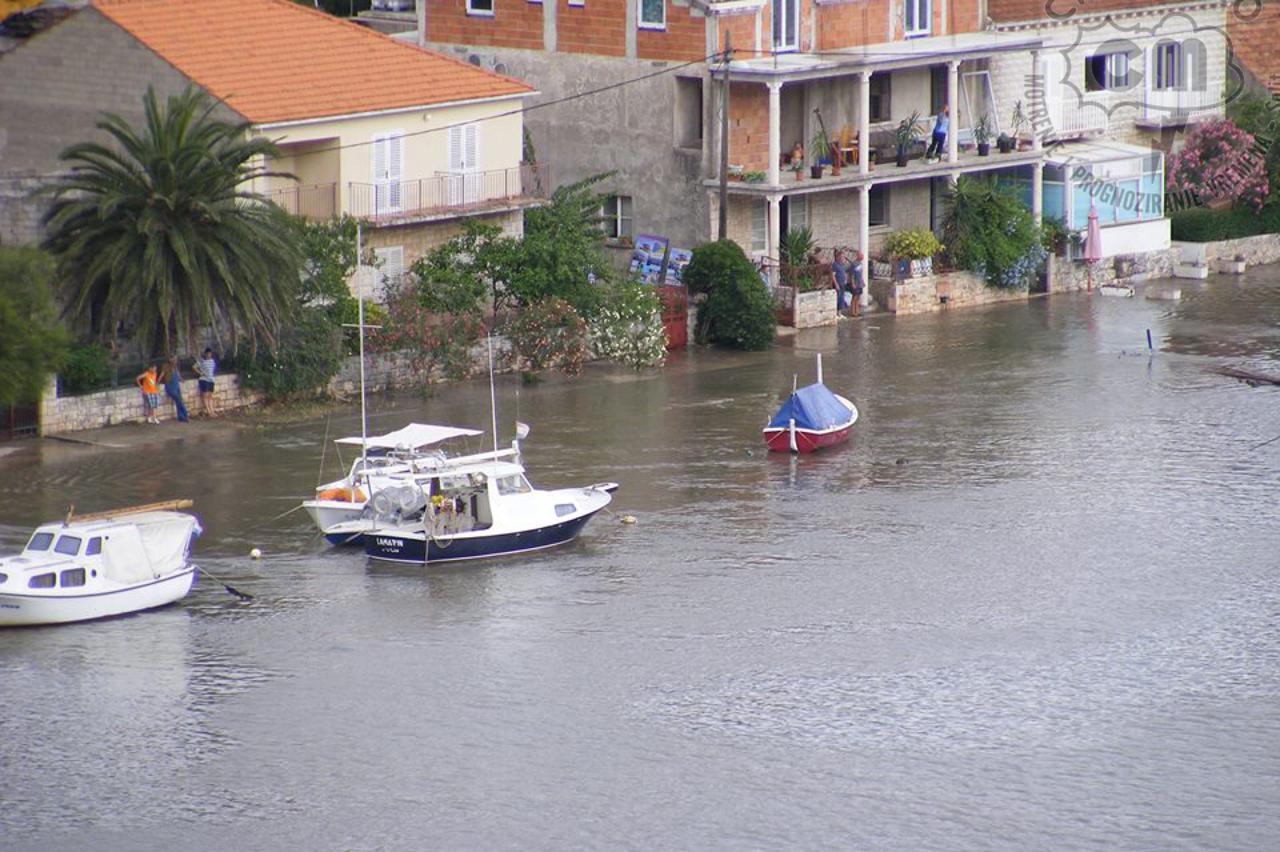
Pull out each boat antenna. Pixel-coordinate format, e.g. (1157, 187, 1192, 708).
(357, 222, 369, 490)
(341, 224, 382, 495)
(488, 333, 499, 453)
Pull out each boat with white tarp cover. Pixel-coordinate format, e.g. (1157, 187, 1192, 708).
(0, 501, 202, 626)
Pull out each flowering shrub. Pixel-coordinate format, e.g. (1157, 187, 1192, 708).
(588, 282, 666, 370)
(1167, 119, 1269, 212)
(501, 297, 590, 378)
(883, 228, 943, 260)
(371, 283, 485, 384)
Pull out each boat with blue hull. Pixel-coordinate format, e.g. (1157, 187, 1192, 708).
(366, 509, 603, 564)
(346, 442, 617, 564)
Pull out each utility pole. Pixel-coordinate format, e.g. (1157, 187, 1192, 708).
(718, 32, 732, 241)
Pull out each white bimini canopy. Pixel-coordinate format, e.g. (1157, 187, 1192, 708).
(336, 423, 482, 451)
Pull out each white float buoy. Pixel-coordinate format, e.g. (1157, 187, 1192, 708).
(249, 547, 262, 559)
(620, 515, 637, 525)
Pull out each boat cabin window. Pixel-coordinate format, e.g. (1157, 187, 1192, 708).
(54, 535, 82, 556)
(29, 572, 56, 589)
(86, 537, 102, 556)
(496, 474, 532, 495)
(555, 503, 577, 517)
(26, 532, 54, 552)
(60, 568, 86, 588)
(0, 572, 8, 584)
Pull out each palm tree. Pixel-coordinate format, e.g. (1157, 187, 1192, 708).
(41, 86, 303, 357)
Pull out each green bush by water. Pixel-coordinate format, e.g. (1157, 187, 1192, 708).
(684, 240, 776, 352)
(1169, 204, 1280, 242)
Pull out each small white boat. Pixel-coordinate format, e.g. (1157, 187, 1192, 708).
(0, 503, 202, 627)
(303, 422, 483, 537)
(360, 442, 618, 564)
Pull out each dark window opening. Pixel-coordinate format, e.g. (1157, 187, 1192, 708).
(869, 185, 889, 227)
(29, 573, 56, 589)
(60, 568, 86, 588)
(869, 75, 892, 123)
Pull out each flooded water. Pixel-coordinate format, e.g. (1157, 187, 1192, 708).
(3, 274, 1280, 850)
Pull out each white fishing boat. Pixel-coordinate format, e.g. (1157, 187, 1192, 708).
(0, 502, 202, 627)
(303, 422, 483, 536)
(360, 441, 618, 564)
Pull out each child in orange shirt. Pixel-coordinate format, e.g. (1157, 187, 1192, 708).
(136, 364, 160, 424)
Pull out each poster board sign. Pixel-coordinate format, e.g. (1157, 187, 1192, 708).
(665, 248, 693, 285)
(629, 234, 670, 284)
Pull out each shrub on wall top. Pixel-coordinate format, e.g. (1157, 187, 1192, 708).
(684, 240, 776, 351)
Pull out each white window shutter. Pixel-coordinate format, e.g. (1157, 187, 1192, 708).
(464, 123, 479, 172)
(448, 126, 463, 172)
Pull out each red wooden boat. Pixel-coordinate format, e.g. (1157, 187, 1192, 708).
(762, 355, 858, 454)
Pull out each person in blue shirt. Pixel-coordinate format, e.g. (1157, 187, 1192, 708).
(926, 104, 949, 162)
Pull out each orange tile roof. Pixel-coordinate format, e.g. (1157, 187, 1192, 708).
(91, 0, 533, 124)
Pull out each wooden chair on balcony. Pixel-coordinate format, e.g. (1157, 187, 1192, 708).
(837, 125, 858, 166)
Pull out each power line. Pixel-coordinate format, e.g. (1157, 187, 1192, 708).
(285, 52, 723, 161)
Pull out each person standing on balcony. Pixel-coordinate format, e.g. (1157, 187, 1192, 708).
(926, 104, 949, 163)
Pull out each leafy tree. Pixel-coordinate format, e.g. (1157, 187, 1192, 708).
(509, 175, 613, 314)
(41, 86, 304, 357)
(409, 221, 495, 317)
(941, 176, 1045, 290)
(502, 297, 590, 378)
(408, 175, 614, 318)
(683, 240, 776, 351)
(0, 248, 69, 405)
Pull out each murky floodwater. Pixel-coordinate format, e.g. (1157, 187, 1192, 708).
(3, 273, 1280, 850)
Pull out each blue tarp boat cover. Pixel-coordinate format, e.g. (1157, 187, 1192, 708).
(767, 383, 851, 431)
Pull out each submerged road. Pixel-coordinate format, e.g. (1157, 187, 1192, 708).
(2, 275, 1280, 850)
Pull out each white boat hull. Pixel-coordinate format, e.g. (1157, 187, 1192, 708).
(0, 567, 196, 627)
(303, 499, 365, 532)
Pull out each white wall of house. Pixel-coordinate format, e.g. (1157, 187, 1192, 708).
(250, 97, 526, 213)
(989, 5, 1229, 147)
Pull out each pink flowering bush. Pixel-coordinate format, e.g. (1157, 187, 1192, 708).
(1167, 119, 1270, 212)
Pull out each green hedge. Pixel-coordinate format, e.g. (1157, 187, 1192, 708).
(1170, 204, 1280, 242)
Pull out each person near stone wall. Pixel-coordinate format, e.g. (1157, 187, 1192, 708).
(136, 364, 161, 425)
(196, 348, 218, 418)
(159, 357, 189, 423)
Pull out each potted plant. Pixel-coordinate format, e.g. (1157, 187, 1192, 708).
(883, 227, 943, 278)
(1010, 100, 1029, 149)
(728, 164, 745, 180)
(743, 170, 766, 184)
(809, 127, 830, 179)
(997, 132, 1014, 154)
(894, 110, 924, 167)
(974, 113, 992, 156)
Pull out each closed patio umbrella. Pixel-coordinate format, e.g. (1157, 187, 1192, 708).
(1083, 204, 1102, 292)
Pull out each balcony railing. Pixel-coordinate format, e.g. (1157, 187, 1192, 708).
(1142, 86, 1218, 124)
(349, 163, 550, 223)
(263, 182, 337, 221)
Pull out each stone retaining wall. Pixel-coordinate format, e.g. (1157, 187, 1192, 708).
(1172, 234, 1280, 268)
(1049, 249, 1175, 293)
(793, 289, 839, 328)
(39, 374, 264, 435)
(869, 271, 1029, 314)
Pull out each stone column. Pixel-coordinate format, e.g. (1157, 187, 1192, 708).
(767, 193, 781, 286)
(947, 60, 959, 164)
(768, 81, 782, 186)
(858, 71, 871, 175)
(859, 184, 871, 307)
